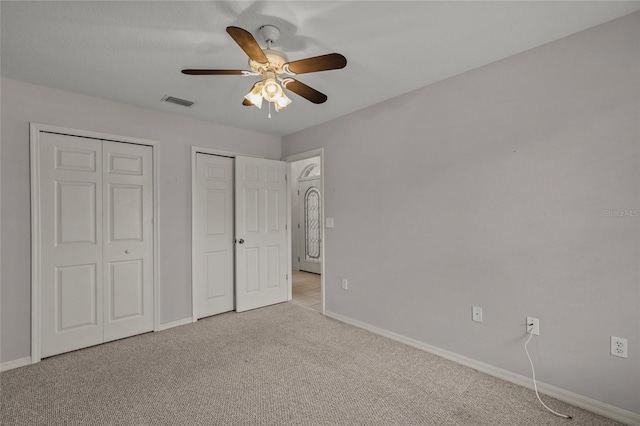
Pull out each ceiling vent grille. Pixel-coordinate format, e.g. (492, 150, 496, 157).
(162, 95, 194, 108)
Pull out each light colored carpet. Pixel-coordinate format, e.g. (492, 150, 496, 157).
(1, 302, 621, 425)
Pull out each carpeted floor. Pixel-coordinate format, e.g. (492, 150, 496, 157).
(0, 302, 621, 425)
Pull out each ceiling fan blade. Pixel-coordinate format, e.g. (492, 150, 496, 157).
(285, 53, 347, 75)
(242, 98, 254, 106)
(226, 26, 268, 64)
(182, 69, 247, 75)
(282, 79, 328, 104)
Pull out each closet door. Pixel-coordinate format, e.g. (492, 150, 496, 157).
(39, 133, 104, 358)
(194, 153, 235, 318)
(102, 141, 154, 341)
(37, 132, 154, 358)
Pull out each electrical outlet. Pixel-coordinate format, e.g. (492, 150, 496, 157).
(341, 279, 348, 290)
(526, 317, 539, 335)
(611, 336, 628, 358)
(472, 306, 483, 323)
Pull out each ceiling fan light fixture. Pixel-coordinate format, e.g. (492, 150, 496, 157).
(183, 25, 347, 114)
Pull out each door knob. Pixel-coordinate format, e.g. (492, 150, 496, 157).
(125, 249, 130, 254)
(238, 239, 244, 244)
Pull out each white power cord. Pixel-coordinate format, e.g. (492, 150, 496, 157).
(524, 331, 573, 419)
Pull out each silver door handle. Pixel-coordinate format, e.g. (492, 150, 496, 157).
(125, 250, 130, 254)
(237, 239, 244, 244)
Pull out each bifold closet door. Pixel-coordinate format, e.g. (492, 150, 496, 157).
(39, 133, 105, 357)
(38, 132, 153, 358)
(102, 141, 154, 341)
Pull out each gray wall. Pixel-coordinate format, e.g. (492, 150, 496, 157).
(0, 77, 281, 363)
(282, 12, 640, 414)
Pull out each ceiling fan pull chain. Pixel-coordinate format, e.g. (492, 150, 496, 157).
(268, 101, 272, 119)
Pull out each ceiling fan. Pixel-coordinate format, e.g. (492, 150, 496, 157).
(182, 25, 347, 116)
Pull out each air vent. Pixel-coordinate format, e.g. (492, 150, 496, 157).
(161, 95, 195, 108)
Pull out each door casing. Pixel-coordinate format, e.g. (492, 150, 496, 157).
(30, 123, 160, 364)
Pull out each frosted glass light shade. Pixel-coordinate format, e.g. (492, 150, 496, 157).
(261, 78, 282, 102)
(244, 82, 264, 109)
(274, 92, 291, 111)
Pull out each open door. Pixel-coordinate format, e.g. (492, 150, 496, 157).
(235, 156, 288, 312)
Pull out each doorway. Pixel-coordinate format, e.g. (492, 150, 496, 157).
(285, 150, 324, 313)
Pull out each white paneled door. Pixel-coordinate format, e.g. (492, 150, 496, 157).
(235, 156, 288, 312)
(102, 141, 154, 342)
(37, 132, 154, 358)
(194, 154, 234, 318)
(39, 133, 104, 357)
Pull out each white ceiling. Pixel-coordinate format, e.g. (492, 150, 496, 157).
(2, 1, 639, 137)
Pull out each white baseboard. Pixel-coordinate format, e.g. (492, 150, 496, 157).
(1, 356, 32, 372)
(3, 317, 193, 371)
(158, 316, 193, 331)
(324, 310, 640, 426)
(2, 318, 193, 372)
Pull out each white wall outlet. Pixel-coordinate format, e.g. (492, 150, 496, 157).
(341, 278, 348, 290)
(611, 336, 628, 358)
(526, 317, 539, 335)
(326, 218, 335, 228)
(472, 306, 483, 323)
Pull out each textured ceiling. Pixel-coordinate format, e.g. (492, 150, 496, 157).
(2, 1, 639, 136)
